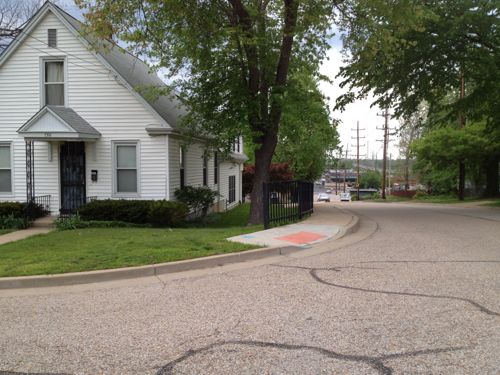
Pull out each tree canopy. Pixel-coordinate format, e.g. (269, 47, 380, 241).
(77, 0, 338, 223)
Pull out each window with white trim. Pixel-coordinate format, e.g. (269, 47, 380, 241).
(43, 60, 65, 106)
(0, 144, 12, 193)
(115, 143, 138, 194)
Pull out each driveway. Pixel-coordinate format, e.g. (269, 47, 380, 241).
(0, 202, 499, 374)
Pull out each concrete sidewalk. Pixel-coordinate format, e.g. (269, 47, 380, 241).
(0, 216, 55, 245)
(228, 203, 352, 248)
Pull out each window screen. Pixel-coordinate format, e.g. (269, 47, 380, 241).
(116, 145, 137, 193)
(0, 144, 12, 192)
(48, 29, 57, 48)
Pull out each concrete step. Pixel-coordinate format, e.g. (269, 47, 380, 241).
(32, 216, 57, 228)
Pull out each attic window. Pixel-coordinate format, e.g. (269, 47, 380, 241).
(48, 29, 57, 48)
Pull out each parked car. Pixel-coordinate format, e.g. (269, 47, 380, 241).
(325, 188, 332, 193)
(317, 193, 331, 202)
(340, 192, 351, 202)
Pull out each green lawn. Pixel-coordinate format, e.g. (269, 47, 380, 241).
(0, 204, 262, 277)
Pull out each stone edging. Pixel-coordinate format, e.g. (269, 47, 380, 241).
(0, 213, 359, 290)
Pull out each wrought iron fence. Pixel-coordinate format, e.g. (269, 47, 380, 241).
(25, 195, 51, 221)
(263, 180, 314, 229)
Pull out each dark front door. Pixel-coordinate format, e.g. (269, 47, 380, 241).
(60, 142, 86, 216)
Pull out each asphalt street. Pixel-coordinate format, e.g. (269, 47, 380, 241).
(0, 202, 499, 374)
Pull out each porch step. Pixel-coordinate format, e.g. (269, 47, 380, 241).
(32, 216, 57, 228)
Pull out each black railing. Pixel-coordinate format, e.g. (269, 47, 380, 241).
(263, 180, 314, 229)
(25, 195, 51, 221)
(86, 196, 98, 202)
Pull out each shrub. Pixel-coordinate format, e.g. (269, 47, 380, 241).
(78, 200, 151, 224)
(0, 202, 26, 218)
(0, 214, 27, 230)
(0, 201, 47, 219)
(149, 200, 188, 227)
(243, 163, 294, 196)
(174, 186, 218, 217)
(56, 214, 149, 230)
(77, 199, 188, 227)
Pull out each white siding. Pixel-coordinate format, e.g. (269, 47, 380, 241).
(0, 11, 168, 213)
(219, 160, 242, 209)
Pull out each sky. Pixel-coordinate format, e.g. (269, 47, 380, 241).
(319, 35, 401, 160)
(55, 1, 402, 159)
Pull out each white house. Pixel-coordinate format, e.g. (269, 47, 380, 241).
(0, 2, 246, 216)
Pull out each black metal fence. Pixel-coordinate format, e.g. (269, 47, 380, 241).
(25, 195, 51, 221)
(263, 180, 314, 229)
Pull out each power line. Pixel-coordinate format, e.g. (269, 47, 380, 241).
(3, 29, 117, 78)
(376, 108, 396, 199)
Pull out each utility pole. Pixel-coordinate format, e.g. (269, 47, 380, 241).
(377, 108, 395, 199)
(351, 121, 365, 201)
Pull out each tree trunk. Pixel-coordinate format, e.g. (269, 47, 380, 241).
(484, 156, 499, 197)
(458, 161, 465, 200)
(249, 130, 278, 225)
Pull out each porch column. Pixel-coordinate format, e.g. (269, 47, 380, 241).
(25, 140, 35, 218)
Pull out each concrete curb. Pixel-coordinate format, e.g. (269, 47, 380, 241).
(0, 210, 360, 290)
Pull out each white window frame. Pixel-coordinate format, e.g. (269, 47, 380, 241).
(40, 56, 68, 107)
(112, 141, 140, 197)
(0, 142, 13, 196)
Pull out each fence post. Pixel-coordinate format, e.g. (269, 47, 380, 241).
(298, 181, 303, 219)
(263, 182, 270, 229)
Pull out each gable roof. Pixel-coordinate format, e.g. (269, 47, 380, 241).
(0, 1, 186, 131)
(18, 105, 101, 140)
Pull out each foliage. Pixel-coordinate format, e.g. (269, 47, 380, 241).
(174, 186, 218, 218)
(0, 201, 46, 219)
(76, 0, 338, 224)
(78, 199, 188, 227)
(149, 200, 189, 227)
(0, 202, 25, 218)
(56, 215, 146, 230)
(337, 0, 500, 126)
(359, 170, 381, 189)
(0, 214, 26, 230)
(243, 163, 294, 196)
(273, 71, 339, 181)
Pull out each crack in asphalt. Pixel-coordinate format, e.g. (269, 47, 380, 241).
(275, 264, 499, 316)
(155, 340, 466, 375)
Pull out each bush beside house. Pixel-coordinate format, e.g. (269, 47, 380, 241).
(0, 201, 47, 230)
(77, 199, 188, 227)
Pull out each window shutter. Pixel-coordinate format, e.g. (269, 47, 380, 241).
(48, 29, 57, 48)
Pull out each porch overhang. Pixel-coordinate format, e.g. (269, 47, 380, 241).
(17, 106, 101, 141)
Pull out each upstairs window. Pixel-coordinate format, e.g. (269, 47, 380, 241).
(231, 137, 241, 153)
(48, 29, 57, 48)
(43, 60, 64, 106)
(0, 144, 12, 193)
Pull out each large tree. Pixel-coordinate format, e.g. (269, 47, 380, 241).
(273, 71, 339, 181)
(0, 0, 48, 51)
(77, 0, 337, 224)
(337, 0, 500, 198)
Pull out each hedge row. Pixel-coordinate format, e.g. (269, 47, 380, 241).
(0, 201, 46, 219)
(78, 199, 188, 227)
